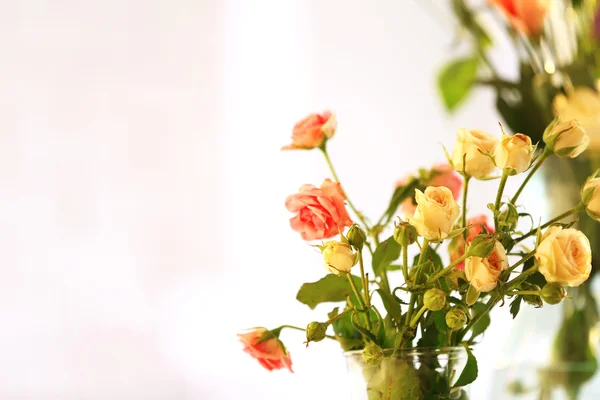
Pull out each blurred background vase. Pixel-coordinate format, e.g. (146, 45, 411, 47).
(492, 153, 600, 400)
(345, 347, 469, 400)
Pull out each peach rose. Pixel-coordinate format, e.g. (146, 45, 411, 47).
(465, 241, 508, 292)
(451, 128, 498, 179)
(238, 328, 293, 372)
(282, 110, 337, 150)
(489, 0, 550, 37)
(285, 178, 352, 240)
(450, 215, 495, 270)
(395, 164, 462, 215)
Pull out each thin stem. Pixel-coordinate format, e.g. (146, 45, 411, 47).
(346, 274, 371, 330)
(277, 325, 336, 340)
(510, 290, 541, 296)
(462, 176, 470, 243)
(506, 250, 537, 274)
(458, 294, 498, 342)
(511, 148, 551, 205)
(320, 146, 371, 234)
(417, 238, 430, 267)
(427, 253, 469, 284)
(512, 204, 584, 245)
(494, 172, 509, 229)
(401, 244, 409, 283)
(506, 265, 539, 292)
(409, 305, 428, 328)
(357, 250, 371, 312)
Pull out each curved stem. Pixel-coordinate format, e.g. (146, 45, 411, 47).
(511, 148, 551, 205)
(409, 305, 428, 328)
(320, 146, 372, 234)
(494, 172, 509, 229)
(512, 204, 584, 245)
(346, 274, 371, 330)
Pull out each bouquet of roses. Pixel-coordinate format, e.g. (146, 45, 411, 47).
(239, 110, 600, 399)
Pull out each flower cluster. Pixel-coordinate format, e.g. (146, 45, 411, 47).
(239, 110, 597, 397)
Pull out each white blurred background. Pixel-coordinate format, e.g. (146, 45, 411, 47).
(1, 0, 546, 399)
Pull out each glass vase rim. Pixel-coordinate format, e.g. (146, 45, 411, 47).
(343, 345, 468, 358)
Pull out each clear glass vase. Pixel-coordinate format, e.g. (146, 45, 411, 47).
(345, 347, 470, 400)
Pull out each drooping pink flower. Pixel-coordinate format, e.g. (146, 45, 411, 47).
(285, 178, 352, 241)
(282, 111, 337, 150)
(450, 215, 495, 270)
(238, 328, 293, 372)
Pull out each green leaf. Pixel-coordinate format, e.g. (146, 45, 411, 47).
(372, 237, 402, 276)
(470, 302, 491, 340)
(437, 57, 479, 112)
(453, 343, 478, 388)
(296, 274, 363, 309)
(509, 296, 522, 319)
(381, 179, 420, 223)
(375, 289, 403, 326)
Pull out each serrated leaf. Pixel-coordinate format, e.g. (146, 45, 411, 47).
(372, 237, 402, 276)
(453, 343, 478, 388)
(438, 57, 479, 112)
(296, 274, 363, 309)
(509, 296, 522, 319)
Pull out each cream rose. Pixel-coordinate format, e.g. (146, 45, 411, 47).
(465, 241, 508, 292)
(407, 186, 460, 242)
(543, 119, 589, 158)
(535, 226, 592, 287)
(322, 241, 356, 275)
(452, 128, 498, 179)
(554, 87, 600, 151)
(583, 178, 600, 221)
(494, 133, 534, 175)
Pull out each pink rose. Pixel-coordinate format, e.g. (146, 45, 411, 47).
(238, 328, 293, 372)
(450, 215, 495, 270)
(282, 110, 337, 150)
(396, 164, 462, 216)
(489, 0, 549, 37)
(285, 179, 353, 240)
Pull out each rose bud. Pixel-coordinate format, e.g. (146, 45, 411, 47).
(305, 321, 328, 345)
(543, 119, 589, 158)
(449, 215, 494, 270)
(445, 308, 468, 331)
(362, 343, 384, 367)
(467, 234, 497, 258)
(407, 186, 460, 242)
(522, 283, 543, 308)
(494, 133, 534, 175)
(451, 128, 498, 179)
(285, 179, 352, 241)
(541, 282, 567, 305)
(282, 110, 336, 150)
(465, 241, 508, 292)
(238, 328, 293, 372)
(582, 177, 600, 222)
(393, 221, 418, 247)
(535, 227, 592, 287)
(347, 224, 367, 250)
(553, 87, 600, 151)
(424, 288, 447, 311)
(322, 241, 357, 275)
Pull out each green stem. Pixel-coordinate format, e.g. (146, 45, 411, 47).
(320, 146, 372, 235)
(506, 265, 539, 291)
(417, 238, 430, 267)
(494, 172, 509, 229)
(277, 325, 336, 340)
(462, 176, 470, 243)
(357, 250, 371, 311)
(510, 290, 541, 296)
(511, 148, 551, 205)
(346, 274, 371, 330)
(506, 250, 537, 274)
(427, 253, 469, 284)
(512, 204, 584, 245)
(409, 305, 428, 328)
(457, 294, 498, 342)
(401, 244, 409, 284)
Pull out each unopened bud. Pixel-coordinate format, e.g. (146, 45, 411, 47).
(522, 283, 542, 307)
(393, 221, 418, 247)
(541, 282, 567, 305)
(498, 205, 519, 231)
(305, 322, 328, 345)
(347, 225, 367, 250)
(424, 288, 446, 311)
(445, 308, 468, 330)
(322, 241, 357, 276)
(543, 118, 589, 159)
(467, 235, 496, 258)
(362, 343, 384, 367)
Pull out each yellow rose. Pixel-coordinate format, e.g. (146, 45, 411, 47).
(322, 241, 356, 275)
(554, 87, 600, 151)
(465, 241, 508, 292)
(451, 128, 498, 179)
(494, 133, 534, 175)
(407, 186, 460, 242)
(535, 226, 591, 287)
(543, 119, 589, 158)
(583, 178, 600, 221)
